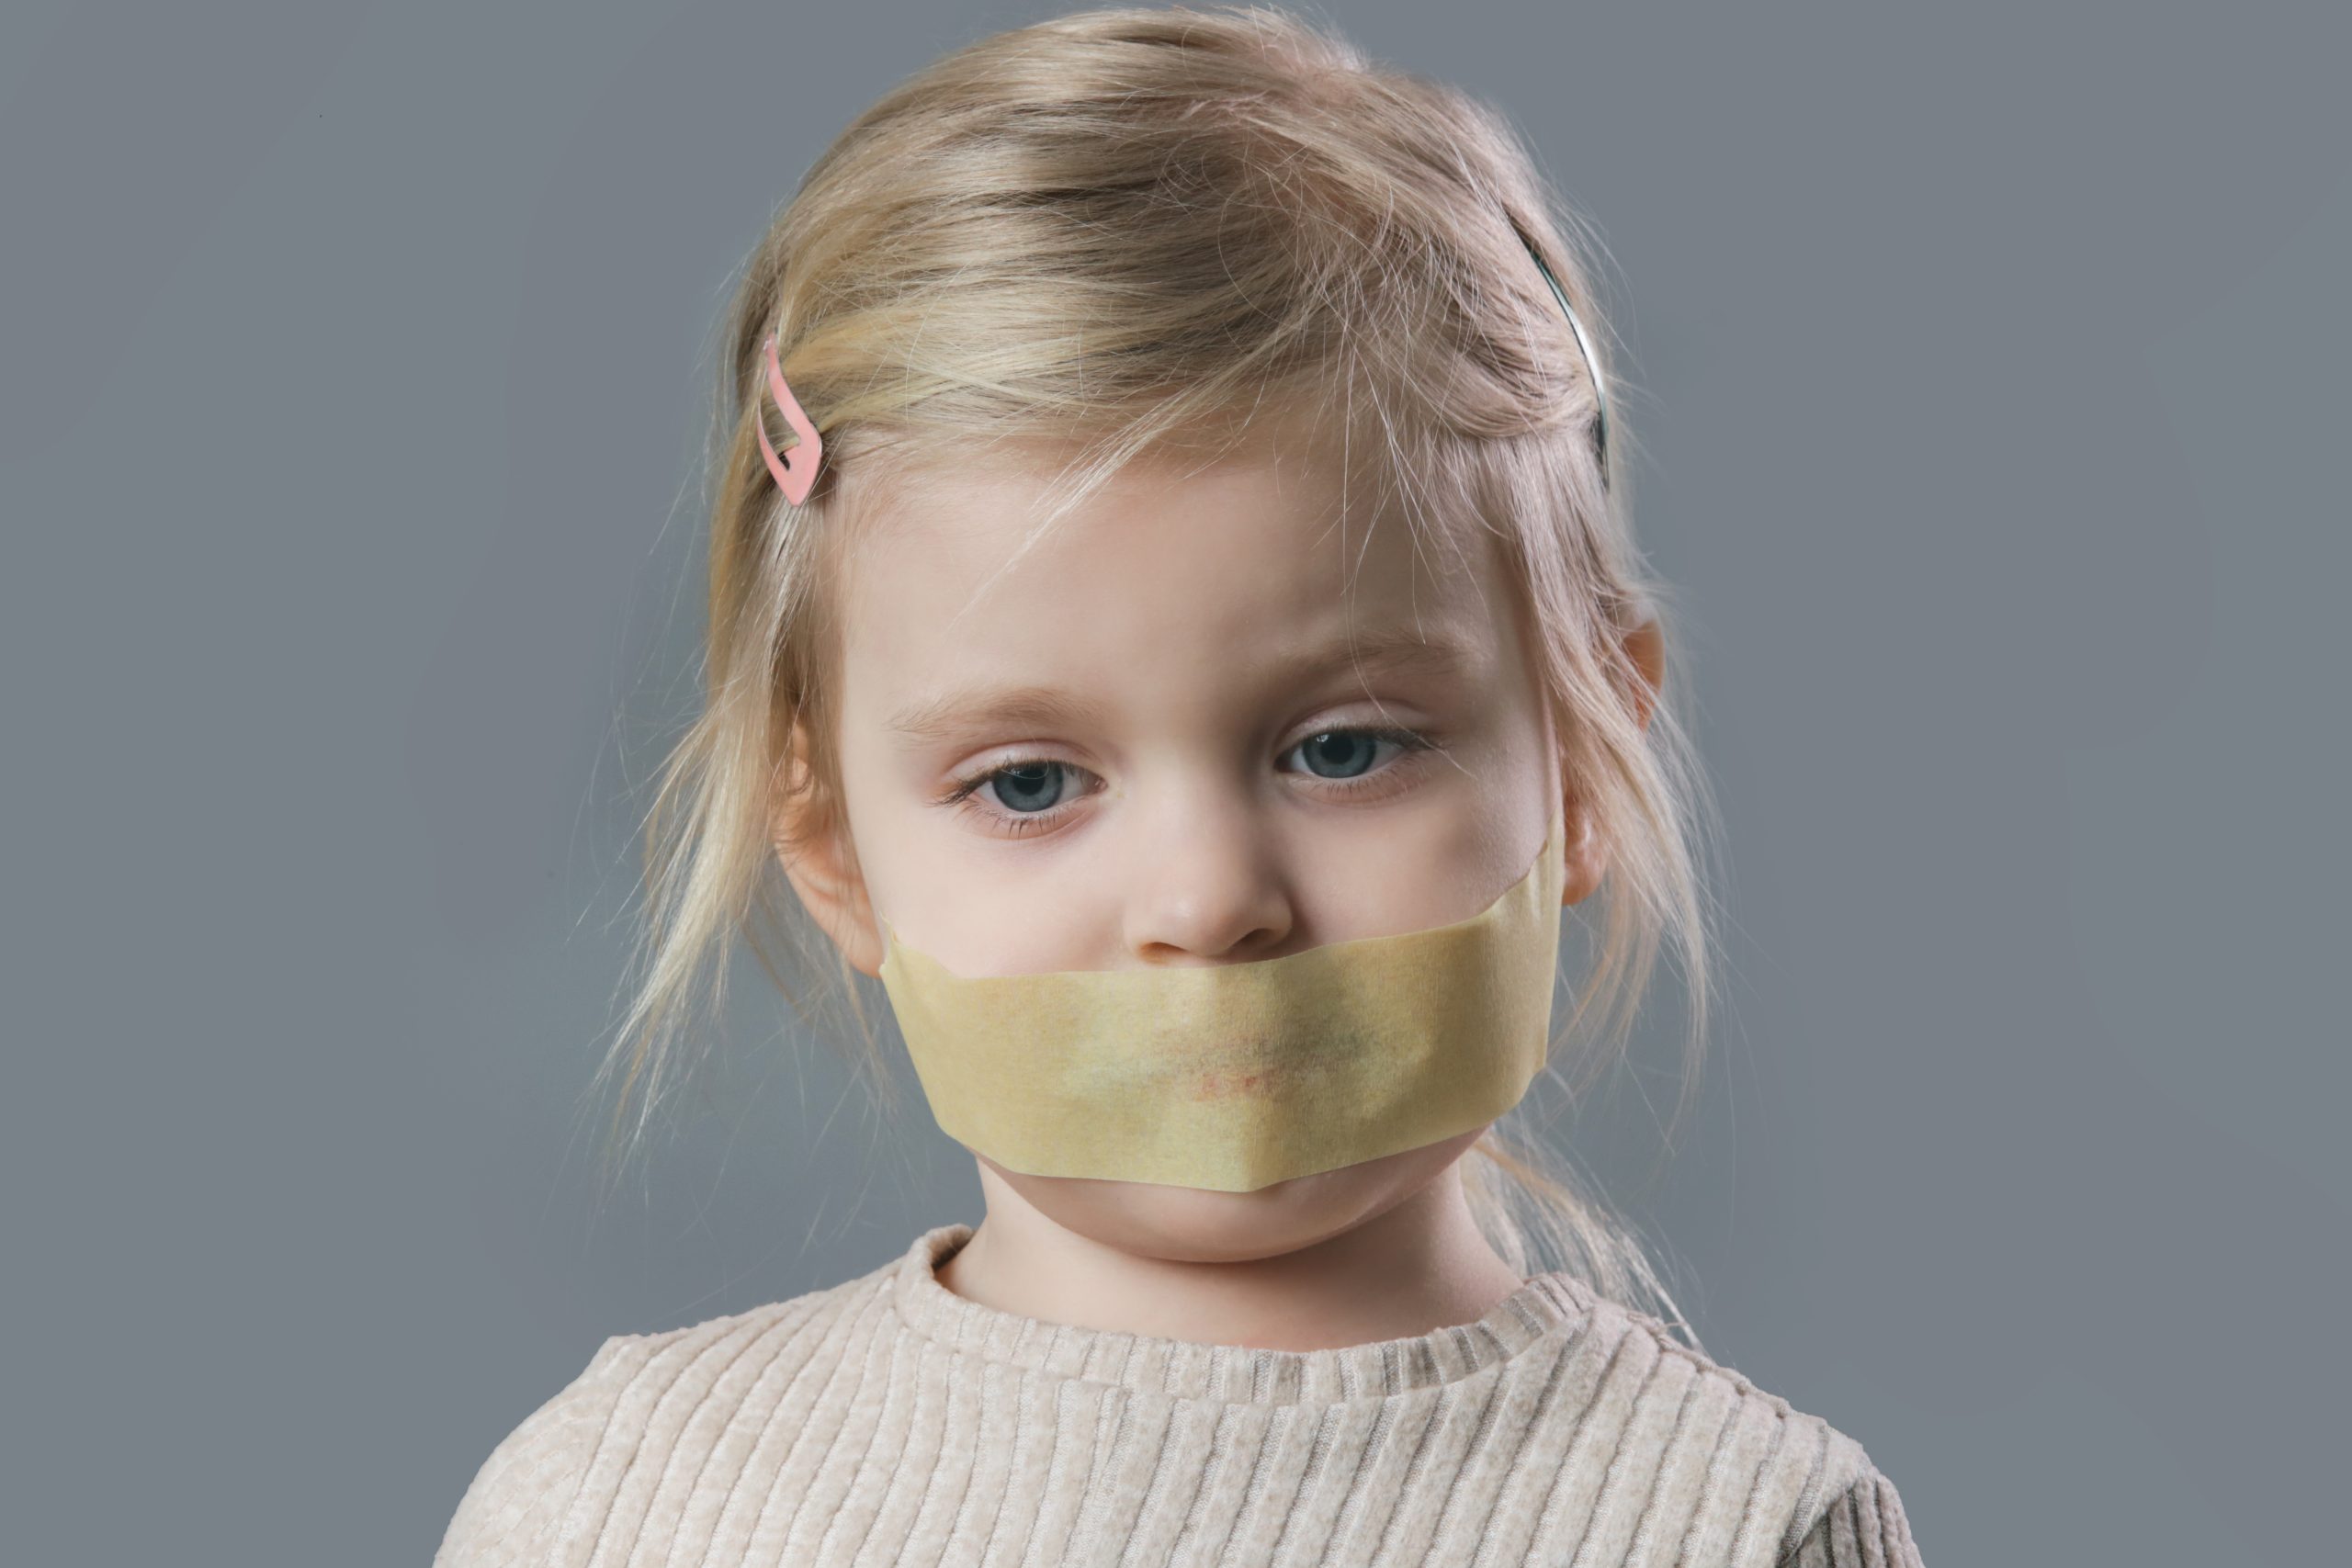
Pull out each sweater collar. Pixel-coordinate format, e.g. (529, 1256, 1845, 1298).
(887, 1222, 1594, 1406)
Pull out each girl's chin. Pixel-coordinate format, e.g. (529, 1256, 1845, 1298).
(977, 1134, 1476, 1264)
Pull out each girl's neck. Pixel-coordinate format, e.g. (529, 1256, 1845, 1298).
(931, 1163, 1530, 1353)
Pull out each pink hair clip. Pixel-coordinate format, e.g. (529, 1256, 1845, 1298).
(755, 333, 822, 505)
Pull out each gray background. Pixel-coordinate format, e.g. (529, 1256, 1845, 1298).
(3, 2, 2344, 1562)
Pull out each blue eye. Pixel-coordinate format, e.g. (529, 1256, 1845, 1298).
(941, 725, 1438, 839)
(986, 760, 1069, 815)
(1294, 728, 1383, 780)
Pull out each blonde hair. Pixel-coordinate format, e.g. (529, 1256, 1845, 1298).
(594, 2, 1727, 1349)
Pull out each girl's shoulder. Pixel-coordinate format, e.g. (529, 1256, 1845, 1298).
(1551, 1276, 1926, 1566)
(430, 1260, 895, 1568)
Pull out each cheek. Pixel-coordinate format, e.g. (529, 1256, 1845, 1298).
(826, 751, 951, 949)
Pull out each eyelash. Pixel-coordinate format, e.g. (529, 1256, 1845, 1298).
(937, 725, 1440, 840)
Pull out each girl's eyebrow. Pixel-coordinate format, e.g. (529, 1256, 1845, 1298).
(885, 627, 1480, 749)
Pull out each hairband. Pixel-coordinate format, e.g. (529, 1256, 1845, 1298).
(753, 242, 1610, 506)
(1521, 238, 1613, 491)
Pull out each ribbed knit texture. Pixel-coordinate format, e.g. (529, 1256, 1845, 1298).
(435, 1224, 1922, 1566)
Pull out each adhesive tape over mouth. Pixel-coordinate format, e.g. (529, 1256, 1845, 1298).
(876, 808, 1567, 1192)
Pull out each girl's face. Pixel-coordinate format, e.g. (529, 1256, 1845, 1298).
(782, 432, 1600, 1265)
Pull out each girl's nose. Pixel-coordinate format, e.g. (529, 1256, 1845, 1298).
(1117, 812, 1296, 965)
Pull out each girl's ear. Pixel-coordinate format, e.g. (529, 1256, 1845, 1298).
(773, 722, 886, 979)
(1561, 613, 1667, 907)
(1562, 806, 1608, 908)
(1622, 611, 1665, 732)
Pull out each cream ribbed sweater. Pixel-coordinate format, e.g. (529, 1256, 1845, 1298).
(435, 1223, 1923, 1566)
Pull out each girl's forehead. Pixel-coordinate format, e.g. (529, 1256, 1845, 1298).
(841, 447, 1488, 634)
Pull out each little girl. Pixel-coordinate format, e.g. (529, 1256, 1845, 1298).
(435, 6, 1922, 1564)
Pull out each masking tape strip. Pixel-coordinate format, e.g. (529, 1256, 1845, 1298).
(878, 808, 1567, 1191)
